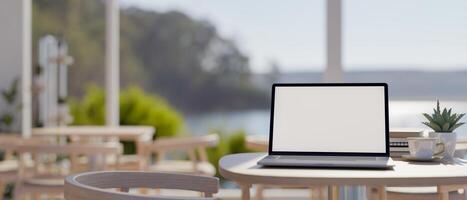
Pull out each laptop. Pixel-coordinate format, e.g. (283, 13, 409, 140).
(258, 83, 394, 169)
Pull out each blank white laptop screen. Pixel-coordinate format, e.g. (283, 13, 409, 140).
(272, 86, 386, 153)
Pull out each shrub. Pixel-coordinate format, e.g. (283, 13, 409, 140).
(70, 85, 184, 144)
(69, 85, 106, 125)
(206, 129, 254, 176)
(119, 86, 183, 138)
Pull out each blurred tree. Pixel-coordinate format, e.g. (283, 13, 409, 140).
(267, 60, 282, 83)
(33, 0, 268, 113)
(70, 85, 183, 138)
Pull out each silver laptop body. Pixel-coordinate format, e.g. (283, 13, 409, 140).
(258, 83, 394, 169)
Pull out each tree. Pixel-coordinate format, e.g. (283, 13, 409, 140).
(33, 1, 269, 113)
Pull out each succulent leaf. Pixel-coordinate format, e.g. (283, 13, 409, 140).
(429, 122, 442, 132)
(453, 113, 465, 125)
(422, 113, 434, 122)
(449, 122, 465, 132)
(442, 123, 450, 131)
(436, 100, 440, 113)
(442, 108, 448, 121)
(422, 101, 465, 132)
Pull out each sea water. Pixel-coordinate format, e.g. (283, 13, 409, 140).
(186, 101, 467, 140)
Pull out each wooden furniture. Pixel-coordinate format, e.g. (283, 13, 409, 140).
(245, 135, 268, 152)
(246, 135, 326, 200)
(143, 134, 219, 176)
(0, 134, 24, 198)
(32, 126, 154, 153)
(14, 142, 122, 200)
(219, 153, 467, 200)
(64, 171, 219, 200)
(385, 142, 467, 200)
(32, 126, 155, 170)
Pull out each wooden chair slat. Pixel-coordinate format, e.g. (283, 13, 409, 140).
(65, 171, 219, 200)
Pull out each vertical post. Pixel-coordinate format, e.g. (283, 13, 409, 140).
(324, 0, 343, 83)
(105, 0, 120, 127)
(239, 183, 251, 200)
(22, 0, 32, 138)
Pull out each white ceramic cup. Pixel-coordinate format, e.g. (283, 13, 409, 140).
(407, 137, 444, 159)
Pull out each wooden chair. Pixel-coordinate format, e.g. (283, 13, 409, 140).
(13, 142, 122, 200)
(245, 135, 268, 152)
(143, 134, 219, 176)
(65, 171, 219, 200)
(0, 134, 25, 198)
(68, 135, 145, 171)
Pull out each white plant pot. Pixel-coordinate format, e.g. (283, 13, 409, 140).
(429, 132, 457, 159)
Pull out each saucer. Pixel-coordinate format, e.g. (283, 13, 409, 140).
(401, 154, 442, 162)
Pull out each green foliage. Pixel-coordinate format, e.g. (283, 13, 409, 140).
(70, 85, 183, 139)
(206, 130, 254, 176)
(33, 0, 269, 113)
(0, 78, 20, 132)
(119, 86, 183, 138)
(69, 85, 105, 125)
(422, 100, 465, 132)
(1, 78, 18, 105)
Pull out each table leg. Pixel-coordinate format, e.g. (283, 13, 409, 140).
(378, 186, 387, 200)
(0, 181, 5, 199)
(254, 184, 264, 200)
(437, 185, 449, 200)
(311, 185, 327, 200)
(328, 185, 339, 200)
(240, 183, 251, 200)
(366, 186, 386, 200)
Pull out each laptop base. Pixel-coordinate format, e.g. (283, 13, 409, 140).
(258, 155, 394, 169)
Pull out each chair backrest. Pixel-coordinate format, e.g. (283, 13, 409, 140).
(0, 134, 26, 160)
(15, 142, 122, 156)
(148, 134, 219, 151)
(146, 134, 219, 163)
(245, 136, 268, 152)
(65, 171, 219, 200)
(16, 142, 122, 178)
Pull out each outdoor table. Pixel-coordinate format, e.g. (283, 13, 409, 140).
(219, 153, 467, 200)
(32, 125, 155, 154)
(32, 126, 155, 169)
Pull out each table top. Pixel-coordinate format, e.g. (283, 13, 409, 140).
(219, 153, 467, 186)
(32, 125, 155, 141)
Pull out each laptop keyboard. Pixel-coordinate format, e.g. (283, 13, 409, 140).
(270, 155, 382, 161)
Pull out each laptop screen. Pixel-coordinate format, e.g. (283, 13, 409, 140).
(270, 83, 388, 156)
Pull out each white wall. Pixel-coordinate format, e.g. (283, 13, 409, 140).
(0, 0, 32, 135)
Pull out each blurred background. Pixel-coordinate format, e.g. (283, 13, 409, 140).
(2, 0, 467, 162)
(0, 1, 467, 198)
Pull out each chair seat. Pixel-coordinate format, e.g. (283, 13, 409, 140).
(386, 186, 437, 194)
(111, 155, 143, 170)
(0, 159, 33, 172)
(76, 155, 142, 170)
(148, 160, 216, 176)
(25, 177, 65, 186)
(0, 160, 19, 172)
(386, 186, 466, 200)
(19, 178, 65, 195)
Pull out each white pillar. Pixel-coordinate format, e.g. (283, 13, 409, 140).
(0, 0, 32, 137)
(22, 0, 32, 137)
(324, 0, 343, 82)
(105, 0, 120, 127)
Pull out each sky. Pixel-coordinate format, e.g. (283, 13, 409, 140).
(120, 0, 467, 73)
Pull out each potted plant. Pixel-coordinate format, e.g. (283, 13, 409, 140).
(422, 100, 465, 159)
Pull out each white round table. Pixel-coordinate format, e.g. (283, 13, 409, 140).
(219, 153, 467, 200)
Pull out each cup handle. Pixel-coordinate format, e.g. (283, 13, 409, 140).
(434, 142, 445, 157)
